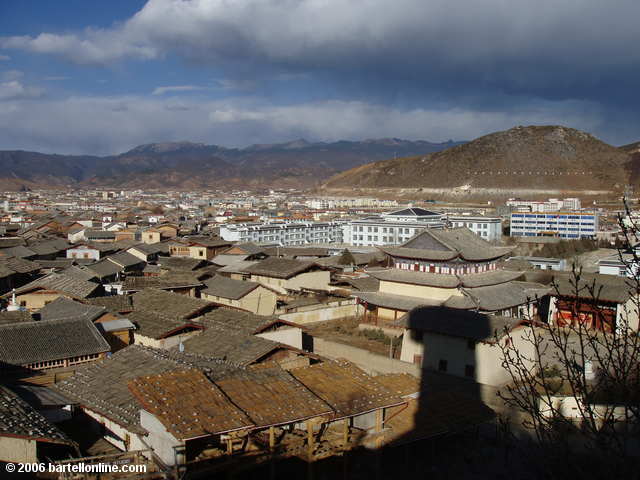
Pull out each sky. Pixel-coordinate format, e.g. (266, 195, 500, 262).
(0, 0, 638, 155)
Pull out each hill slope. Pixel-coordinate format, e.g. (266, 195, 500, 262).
(322, 126, 632, 196)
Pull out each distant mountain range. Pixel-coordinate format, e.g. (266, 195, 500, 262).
(322, 126, 638, 199)
(0, 138, 463, 190)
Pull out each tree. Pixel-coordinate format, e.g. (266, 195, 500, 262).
(496, 201, 640, 479)
(338, 249, 356, 266)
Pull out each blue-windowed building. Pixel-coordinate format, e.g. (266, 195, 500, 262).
(509, 211, 598, 239)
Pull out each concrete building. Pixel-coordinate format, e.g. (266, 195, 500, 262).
(447, 215, 502, 242)
(510, 211, 598, 239)
(219, 221, 346, 246)
(506, 197, 582, 212)
(346, 208, 445, 247)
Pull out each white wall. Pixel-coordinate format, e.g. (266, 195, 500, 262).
(0, 436, 37, 463)
(139, 410, 183, 466)
(257, 327, 303, 349)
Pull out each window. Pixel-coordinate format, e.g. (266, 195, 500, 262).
(465, 365, 475, 378)
(199, 250, 204, 257)
(438, 359, 448, 372)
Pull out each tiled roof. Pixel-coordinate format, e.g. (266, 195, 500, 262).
(128, 311, 202, 340)
(9, 272, 101, 299)
(131, 288, 213, 320)
(0, 256, 40, 274)
(551, 272, 633, 303)
(0, 310, 33, 325)
(53, 345, 240, 431)
(39, 297, 106, 322)
(157, 256, 207, 271)
(0, 245, 37, 258)
(355, 291, 441, 311)
(397, 306, 522, 342)
(461, 281, 550, 312)
(216, 366, 332, 427)
(84, 259, 123, 279)
(199, 309, 277, 335)
(123, 273, 204, 291)
(374, 373, 421, 397)
(202, 275, 260, 300)
(0, 317, 110, 366)
(242, 257, 318, 279)
(85, 294, 134, 312)
(129, 369, 253, 439)
(289, 360, 404, 419)
(382, 228, 512, 262)
(61, 265, 99, 282)
(106, 251, 144, 268)
(0, 386, 72, 444)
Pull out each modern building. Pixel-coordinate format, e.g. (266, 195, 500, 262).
(506, 197, 581, 213)
(447, 216, 502, 242)
(219, 221, 346, 246)
(346, 207, 446, 247)
(510, 211, 598, 239)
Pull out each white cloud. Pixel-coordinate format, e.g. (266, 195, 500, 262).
(0, 93, 609, 155)
(0, 55, 9, 61)
(0, 80, 43, 100)
(43, 76, 69, 81)
(2, 70, 24, 81)
(151, 85, 206, 95)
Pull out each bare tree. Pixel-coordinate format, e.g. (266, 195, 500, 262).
(496, 201, 640, 478)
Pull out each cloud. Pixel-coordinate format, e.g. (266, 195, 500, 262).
(151, 85, 206, 95)
(43, 76, 69, 81)
(2, 70, 24, 81)
(0, 80, 43, 100)
(0, 93, 615, 156)
(0, 55, 9, 61)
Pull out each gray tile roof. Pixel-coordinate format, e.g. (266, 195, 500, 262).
(39, 297, 106, 322)
(398, 306, 522, 342)
(202, 275, 260, 300)
(355, 291, 441, 311)
(0, 245, 37, 258)
(106, 251, 144, 269)
(85, 294, 134, 312)
(242, 257, 318, 279)
(52, 345, 241, 431)
(0, 317, 110, 366)
(199, 309, 276, 335)
(84, 259, 122, 279)
(123, 273, 204, 292)
(131, 288, 213, 319)
(550, 273, 633, 304)
(0, 386, 73, 444)
(461, 281, 550, 312)
(0, 256, 41, 274)
(128, 311, 201, 340)
(382, 228, 512, 262)
(157, 256, 207, 271)
(176, 323, 280, 365)
(9, 272, 101, 299)
(460, 269, 524, 288)
(0, 310, 33, 325)
(61, 265, 99, 282)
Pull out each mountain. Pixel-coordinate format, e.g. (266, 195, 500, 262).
(0, 138, 462, 190)
(321, 126, 633, 199)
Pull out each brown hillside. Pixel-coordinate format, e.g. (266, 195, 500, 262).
(322, 126, 631, 194)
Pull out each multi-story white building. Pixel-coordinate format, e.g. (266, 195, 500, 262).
(447, 216, 503, 242)
(219, 221, 346, 246)
(345, 208, 503, 246)
(305, 197, 398, 210)
(506, 197, 582, 213)
(346, 208, 444, 247)
(510, 211, 598, 239)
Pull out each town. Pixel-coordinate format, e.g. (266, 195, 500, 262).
(0, 187, 637, 478)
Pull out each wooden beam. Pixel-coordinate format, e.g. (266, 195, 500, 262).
(343, 418, 349, 447)
(269, 426, 275, 451)
(307, 421, 315, 461)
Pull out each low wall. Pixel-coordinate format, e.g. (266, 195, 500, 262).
(279, 301, 361, 325)
(313, 337, 503, 408)
(313, 337, 419, 376)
